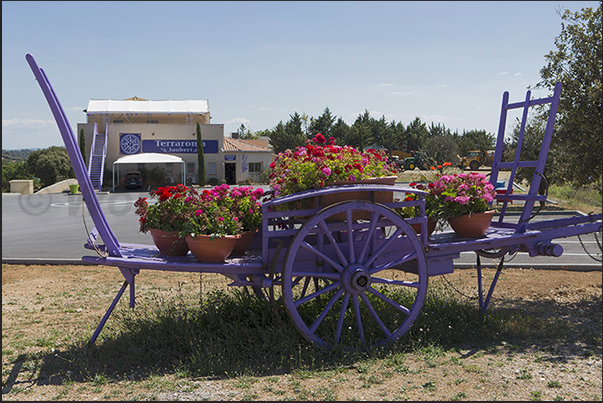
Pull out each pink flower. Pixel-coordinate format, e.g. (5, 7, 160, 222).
(322, 167, 332, 176)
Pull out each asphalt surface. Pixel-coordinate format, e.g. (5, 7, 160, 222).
(2, 187, 601, 270)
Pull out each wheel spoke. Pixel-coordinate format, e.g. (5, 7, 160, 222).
(368, 251, 418, 273)
(335, 293, 351, 343)
(358, 211, 380, 263)
(294, 279, 341, 307)
(362, 227, 405, 267)
(367, 286, 412, 315)
(359, 292, 392, 338)
(346, 209, 355, 263)
(318, 220, 349, 268)
(300, 241, 344, 273)
(292, 271, 341, 281)
(370, 277, 421, 289)
(352, 295, 365, 345)
(309, 288, 344, 333)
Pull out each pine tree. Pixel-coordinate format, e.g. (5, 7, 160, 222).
(196, 122, 206, 186)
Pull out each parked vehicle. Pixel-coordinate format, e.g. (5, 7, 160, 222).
(123, 171, 142, 190)
(458, 150, 495, 170)
(402, 151, 435, 171)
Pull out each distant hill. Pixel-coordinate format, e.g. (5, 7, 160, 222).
(2, 149, 38, 163)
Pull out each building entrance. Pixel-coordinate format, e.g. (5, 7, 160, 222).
(224, 163, 236, 185)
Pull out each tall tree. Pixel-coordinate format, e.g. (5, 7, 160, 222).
(196, 122, 206, 186)
(26, 146, 74, 188)
(456, 129, 496, 156)
(79, 128, 86, 164)
(309, 107, 337, 139)
(405, 117, 429, 152)
(533, 4, 602, 193)
(267, 116, 306, 155)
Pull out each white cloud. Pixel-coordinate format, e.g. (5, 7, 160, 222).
(513, 72, 522, 76)
(421, 114, 447, 124)
(391, 91, 412, 95)
(224, 117, 250, 126)
(498, 72, 510, 76)
(377, 83, 393, 87)
(2, 118, 54, 128)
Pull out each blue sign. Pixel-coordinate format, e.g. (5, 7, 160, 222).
(142, 139, 219, 154)
(224, 155, 236, 161)
(120, 133, 141, 154)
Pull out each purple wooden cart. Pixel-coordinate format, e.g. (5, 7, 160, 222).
(26, 54, 602, 350)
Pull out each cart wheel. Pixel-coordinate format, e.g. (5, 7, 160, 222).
(281, 200, 428, 350)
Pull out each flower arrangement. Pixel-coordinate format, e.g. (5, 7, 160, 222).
(268, 133, 398, 199)
(395, 162, 454, 221)
(429, 171, 496, 220)
(134, 183, 264, 239)
(193, 184, 264, 233)
(134, 184, 193, 233)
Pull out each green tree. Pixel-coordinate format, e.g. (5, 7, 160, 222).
(533, 4, 602, 193)
(456, 129, 496, 156)
(423, 134, 459, 166)
(268, 115, 306, 155)
(237, 124, 260, 139)
(405, 117, 429, 152)
(26, 146, 74, 188)
(79, 128, 86, 163)
(2, 160, 30, 192)
(196, 122, 206, 186)
(309, 107, 337, 139)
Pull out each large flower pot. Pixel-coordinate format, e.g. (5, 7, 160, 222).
(447, 210, 495, 238)
(185, 234, 239, 262)
(410, 217, 437, 237)
(149, 228, 189, 256)
(323, 176, 398, 221)
(230, 229, 258, 256)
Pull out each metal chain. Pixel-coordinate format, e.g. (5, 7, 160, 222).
(82, 198, 108, 258)
(440, 273, 479, 301)
(577, 212, 602, 262)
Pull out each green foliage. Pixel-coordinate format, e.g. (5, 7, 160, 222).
(423, 133, 459, 165)
(267, 116, 306, 154)
(2, 149, 35, 162)
(2, 160, 31, 192)
(236, 123, 260, 139)
(454, 129, 496, 156)
(26, 146, 74, 188)
(196, 122, 206, 186)
(533, 4, 602, 193)
(79, 128, 86, 163)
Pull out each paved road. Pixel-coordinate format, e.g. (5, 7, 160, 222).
(2, 188, 601, 270)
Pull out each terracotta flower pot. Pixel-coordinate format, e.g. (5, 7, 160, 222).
(410, 217, 437, 237)
(185, 234, 239, 262)
(447, 210, 495, 238)
(149, 228, 189, 256)
(230, 229, 258, 256)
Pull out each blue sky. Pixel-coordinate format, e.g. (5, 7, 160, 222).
(2, 1, 599, 150)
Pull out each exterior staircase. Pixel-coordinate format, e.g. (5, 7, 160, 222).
(87, 123, 108, 191)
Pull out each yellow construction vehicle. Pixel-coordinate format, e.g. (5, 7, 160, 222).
(458, 150, 495, 170)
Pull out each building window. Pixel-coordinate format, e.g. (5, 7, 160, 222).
(113, 120, 124, 124)
(187, 162, 195, 174)
(248, 162, 262, 174)
(208, 162, 217, 175)
(147, 120, 158, 124)
(166, 164, 173, 174)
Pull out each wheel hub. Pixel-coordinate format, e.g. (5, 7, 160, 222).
(342, 264, 372, 294)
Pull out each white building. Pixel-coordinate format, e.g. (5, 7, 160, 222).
(77, 96, 273, 190)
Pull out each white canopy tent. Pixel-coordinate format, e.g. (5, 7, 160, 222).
(112, 153, 185, 191)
